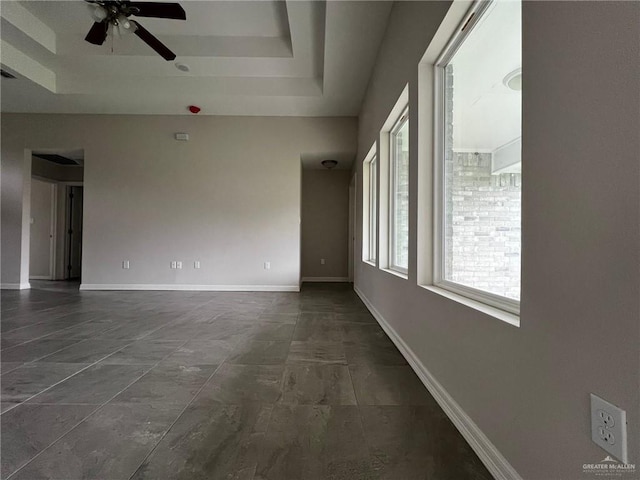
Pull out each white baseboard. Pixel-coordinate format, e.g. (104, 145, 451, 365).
(79, 284, 300, 292)
(29, 276, 51, 280)
(354, 285, 522, 480)
(1, 283, 31, 290)
(301, 277, 350, 283)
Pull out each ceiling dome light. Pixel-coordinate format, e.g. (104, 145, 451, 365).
(321, 160, 338, 169)
(503, 68, 522, 91)
(175, 62, 190, 72)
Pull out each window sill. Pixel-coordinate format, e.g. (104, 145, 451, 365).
(420, 285, 520, 327)
(381, 268, 408, 280)
(363, 260, 376, 267)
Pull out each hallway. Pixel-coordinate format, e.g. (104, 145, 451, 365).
(1, 283, 491, 479)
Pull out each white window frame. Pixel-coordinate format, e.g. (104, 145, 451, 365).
(432, 0, 521, 317)
(362, 144, 377, 265)
(388, 107, 409, 275)
(378, 85, 409, 279)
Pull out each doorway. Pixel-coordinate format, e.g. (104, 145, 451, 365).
(28, 149, 85, 288)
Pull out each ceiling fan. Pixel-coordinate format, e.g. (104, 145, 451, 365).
(84, 0, 186, 61)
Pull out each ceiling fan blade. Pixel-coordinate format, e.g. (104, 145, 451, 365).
(128, 2, 186, 20)
(131, 20, 176, 61)
(85, 21, 109, 45)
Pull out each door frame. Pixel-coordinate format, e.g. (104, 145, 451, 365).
(348, 173, 356, 283)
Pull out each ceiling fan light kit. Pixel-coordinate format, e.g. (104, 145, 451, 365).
(84, 0, 186, 61)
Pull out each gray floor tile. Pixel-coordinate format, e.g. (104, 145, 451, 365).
(11, 403, 183, 480)
(1, 339, 84, 363)
(193, 364, 284, 404)
(100, 340, 184, 365)
(279, 365, 357, 405)
(360, 406, 493, 480)
(162, 339, 234, 365)
(342, 323, 389, 343)
(1, 363, 89, 405)
(28, 364, 148, 405)
(258, 312, 299, 323)
(112, 364, 217, 405)
(227, 340, 290, 365)
(1, 338, 25, 350)
(1, 320, 87, 340)
(255, 405, 375, 480)
(250, 323, 296, 342)
(287, 341, 347, 365)
(1, 362, 24, 376)
(298, 312, 336, 323)
(334, 312, 376, 324)
(344, 340, 408, 366)
(96, 320, 169, 340)
(36, 339, 128, 363)
(293, 319, 345, 342)
(349, 365, 436, 405)
(1, 402, 17, 413)
(1, 404, 96, 478)
(300, 304, 335, 313)
(43, 320, 120, 340)
(132, 403, 272, 480)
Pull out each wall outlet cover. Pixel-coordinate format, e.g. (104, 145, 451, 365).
(590, 393, 628, 463)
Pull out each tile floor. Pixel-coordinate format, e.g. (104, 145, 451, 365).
(1, 282, 493, 480)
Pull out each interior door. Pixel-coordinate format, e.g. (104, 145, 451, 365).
(29, 179, 55, 279)
(66, 186, 83, 280)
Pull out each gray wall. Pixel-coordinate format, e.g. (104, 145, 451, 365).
(301, 169, 351, 280)
(354, 1, 639, 479)
(28, 178, 53, 279)
(1, 114, 357, 289)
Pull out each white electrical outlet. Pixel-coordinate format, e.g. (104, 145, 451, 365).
(122, 260, 130, 269)
(176, 261, 182, 269)
(264, 262, 271, 270)
(320, 258, 325, 265)
(194, 261, 200, 269)
(170, 261, 177, 269)
(591, 393, 628, 463)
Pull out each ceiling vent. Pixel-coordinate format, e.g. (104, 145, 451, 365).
(33, 153, 81, 166)
(0, 70, 16, 79)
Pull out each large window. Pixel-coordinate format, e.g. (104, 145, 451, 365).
(362, 146, 377, 264)
(435, 0, 521, 313)
(389, 108, 409, 273)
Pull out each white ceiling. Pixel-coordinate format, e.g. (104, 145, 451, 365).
(451, 0, 521, 152)
(0, 0, 393, 116)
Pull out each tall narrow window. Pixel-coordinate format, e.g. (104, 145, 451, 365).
(362, 146, 377, 264)
(389, 108, 409, 273)
(435, 0, 522, 313)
